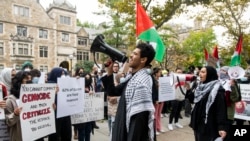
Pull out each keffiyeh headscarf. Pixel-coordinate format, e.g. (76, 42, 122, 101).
(194, 66, 222, 123)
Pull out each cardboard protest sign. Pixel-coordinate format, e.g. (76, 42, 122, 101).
(0, 87, 4, 120)
(19, 84, 57, 141)
(57, 77, 85, 118)
(234, 84, 250, 121)
(71, 92, 104, 124)
(0, 120, 9, 141)
(158, 76, 175, 102)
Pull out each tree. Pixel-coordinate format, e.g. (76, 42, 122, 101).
(97, 0, 215, 48)
(181, 28, 217, 67)
(195, 0, 250, 67)
(75, 60, 94, 73)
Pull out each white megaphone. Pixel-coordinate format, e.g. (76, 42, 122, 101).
(228, 66, 245, 79)
(169, 73, 196, 85)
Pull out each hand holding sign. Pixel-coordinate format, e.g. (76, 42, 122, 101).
(14, 107, 22, 116)
(0, 100, 6, 109)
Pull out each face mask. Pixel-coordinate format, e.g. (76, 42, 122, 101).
(240, 77, 248, 82)
(120, 77, 125, 83)
(26, 80, 32, 84)
(24, 68, 31, 72)
(146, 69, 152, 74)
(85, 78, 92, 86)
(32, 77, 39, 84)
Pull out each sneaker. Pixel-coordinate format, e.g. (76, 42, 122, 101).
(168, 124, 173, 131)
(159, 129, 166, 133)
(156, 131, 160, 135)
(164, 113, 169, 118)
(175, 123, 183, 128)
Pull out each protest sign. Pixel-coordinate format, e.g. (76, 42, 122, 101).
(0, 87, 4, 120)
(71, 92, 104, 124)
(234, 84, 250, 121)
(57, 77, 85, 118)
(19, 83, 57, 141)
(0, 120, 9, 141)
(158, 76, 175, 102)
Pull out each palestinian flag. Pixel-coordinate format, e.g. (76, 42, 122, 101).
(212, 45, 220, 68)
(230, 34, 243, 66)
(136, 0, 165, 62)
(204, 47, 209, 61)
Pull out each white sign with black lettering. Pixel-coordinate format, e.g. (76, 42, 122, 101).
(71, 92, 104, 124)
(57, 77, 85, 118)
(158, 76, 175, 102)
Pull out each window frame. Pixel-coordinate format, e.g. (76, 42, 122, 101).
(17, 26, 27, 37)
(0, 23, 3, 34)
(14, 5, 29, 17)
(39, 46, 48, 58)
(39, 29, 48, 39)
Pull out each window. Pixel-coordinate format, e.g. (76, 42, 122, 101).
(17, 26, 27, 37)
(14, 5, 29, 17)
(39, 29, 48, 39)
(39, 46, 48, 57)
(78, 37, 87, 46)
(40, 65, 48, 72)
(62, 33, 69, 42)
(60, 16, 71, 25)
(0, 23, 3, 33)
(0, 42, 3, 55)
(0, 64, 4, 72)
(77, 51, 89, 61)
(15, 65, 21, 71)
(18, 43, 29, 55)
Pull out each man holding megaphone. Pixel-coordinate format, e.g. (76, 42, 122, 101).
(101, 43, 156, 141)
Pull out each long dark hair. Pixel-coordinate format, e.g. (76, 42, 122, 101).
(11, 71, 31, 98)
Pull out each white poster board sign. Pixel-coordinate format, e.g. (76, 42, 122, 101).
(158, 76, 175, 102)
(0, 87, 4, 120)
(234, 84, 250, 120)
(0, 120, 10, 141)
(57, 77, 85, 118)
(38, 72, 46, 84)
(71, 92, 104, 124)
(19, 84, 57, 141)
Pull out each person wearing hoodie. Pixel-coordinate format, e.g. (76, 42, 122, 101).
(47, 67, 72, 141)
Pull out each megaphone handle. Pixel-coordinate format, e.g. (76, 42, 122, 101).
(93, 52, 101, 68)
(176, 76, 186, 96)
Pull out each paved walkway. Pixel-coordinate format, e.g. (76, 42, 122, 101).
(89, 112, 195, 141)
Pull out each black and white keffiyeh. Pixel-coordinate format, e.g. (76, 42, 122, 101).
(125, 68, 155, 141)
(194, 80, 221, 123)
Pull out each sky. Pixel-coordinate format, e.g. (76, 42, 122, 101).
(40, 0, 250, 47)
(40, 0, 108, 24)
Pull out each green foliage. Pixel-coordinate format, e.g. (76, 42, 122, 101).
(181, 28, 217, 67)
(75, 60, 94, 73)
(76, 19, 98, 29)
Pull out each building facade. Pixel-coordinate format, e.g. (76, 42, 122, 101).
(0, 0, 101, 73)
